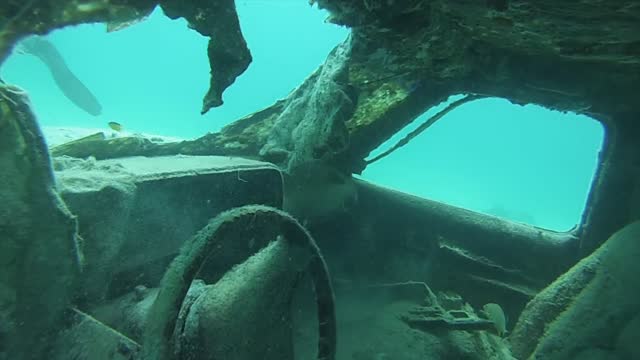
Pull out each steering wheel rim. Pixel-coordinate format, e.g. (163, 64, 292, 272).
(141, 204, 336, 360)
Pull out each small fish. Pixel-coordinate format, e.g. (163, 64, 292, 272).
(482, 303, 507, 337)
(108, 121, 123, 132)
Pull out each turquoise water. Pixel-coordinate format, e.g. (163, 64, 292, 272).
(1, 2, 346, 136)
(362, 97, 603, 231)
(0, 2, 603, 232)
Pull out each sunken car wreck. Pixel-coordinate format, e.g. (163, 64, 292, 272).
(1, 0, 639, 359)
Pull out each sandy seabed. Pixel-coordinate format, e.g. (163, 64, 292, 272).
(42, 126, 185, 148)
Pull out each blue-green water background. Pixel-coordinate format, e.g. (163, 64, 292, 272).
(0, 2, 603, 231)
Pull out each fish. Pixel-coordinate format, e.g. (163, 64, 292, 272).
(482, 303, 507, 337)
(108, 121, 123, 132)
(19, 36, 103, 116)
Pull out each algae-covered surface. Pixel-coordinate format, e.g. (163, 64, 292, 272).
(1, 1, 640, 360)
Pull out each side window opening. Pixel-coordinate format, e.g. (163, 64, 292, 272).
(360, 95, 605, 232)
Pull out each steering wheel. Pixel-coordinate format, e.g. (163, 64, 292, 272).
(140, 205, 336, 360)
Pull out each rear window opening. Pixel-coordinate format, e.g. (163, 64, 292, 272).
(360, 96, 605, 232)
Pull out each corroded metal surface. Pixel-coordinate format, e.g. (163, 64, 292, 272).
(21, 0, 639, 176)
(0, 84, 82, 359)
